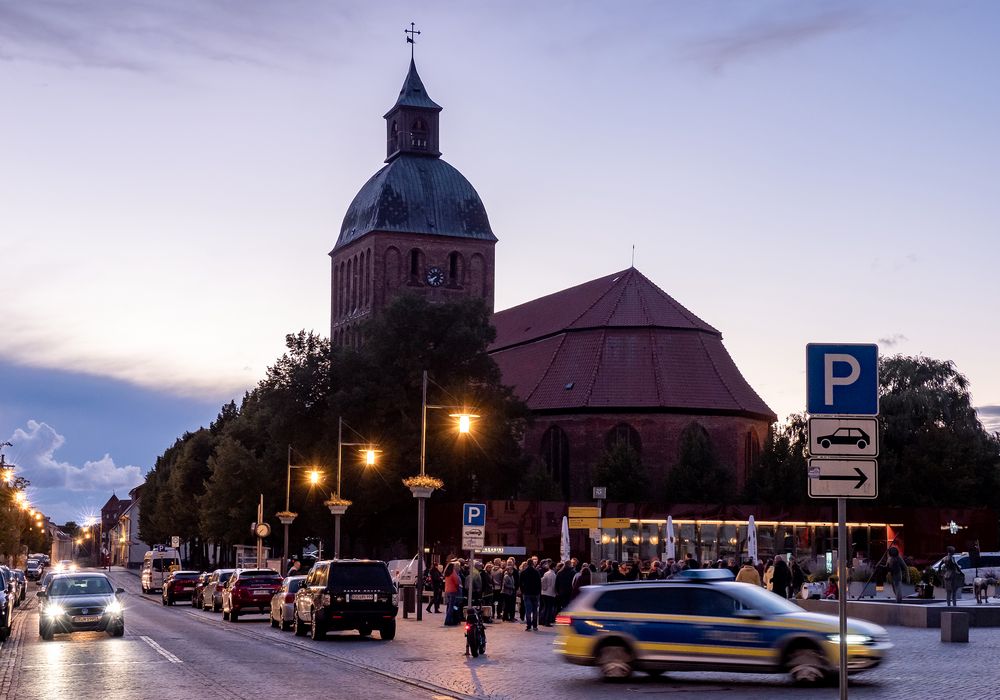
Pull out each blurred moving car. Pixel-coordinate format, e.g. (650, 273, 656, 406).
(554, 571, 892, 683)
(293, 559, 398, 641)
(26, 559, 44, 582)
(37, 572, 125, 640)
(192, 572, 212, 609)
(270, 575, 306, 630)
(222, 569, 282, 622)
(55, 560, 76, 573)
(162, 571, 201, 606)
(0, 568, 14, 641)
(201, 569, 236, 612)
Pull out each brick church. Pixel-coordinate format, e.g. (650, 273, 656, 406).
(330, 58, 775, 497)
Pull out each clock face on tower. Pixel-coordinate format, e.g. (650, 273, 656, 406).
(425, 266, 445, 287)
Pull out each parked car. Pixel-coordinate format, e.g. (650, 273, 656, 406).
(192, 572, 212, 609)
(222, 569, 282, 622)
(39, 571, 56, 592)
(162, 571, 201, 606)
(293, 559, 398, 641)
(11, 570, 26, 606)
(0, 568, 14, 641)
(554, 570, 892, 683)
(37, 572, 125, 640)
(201, 569, 236, 612)
(930, 551, 1000, 588)
(270, 576, 306, 630)
(26, 559, 44, 581)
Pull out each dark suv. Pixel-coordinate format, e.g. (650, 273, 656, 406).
(293, 559, 397, 641)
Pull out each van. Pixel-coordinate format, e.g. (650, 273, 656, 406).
(141, 548, 182, 593)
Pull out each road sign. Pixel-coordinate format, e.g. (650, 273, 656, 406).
(569, 517, 599, 529)
(808, 417, 879, 457)
(806, 344, 879, 416)
(568, 506, 600, 518)
(461, 503, 486, 550)
(170, 535, 180, 549)
(592, 487, 607, 500)
(807, 459, 877, 499)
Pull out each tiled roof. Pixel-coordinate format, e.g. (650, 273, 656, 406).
(489, 268, 775, 420)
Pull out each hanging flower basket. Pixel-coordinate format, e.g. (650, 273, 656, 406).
(276, 511, 298, 525)
(324, 496, 353, 508)
(403, 474, 443, 498)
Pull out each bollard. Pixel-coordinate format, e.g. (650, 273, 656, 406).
(941, 611, 969, 643)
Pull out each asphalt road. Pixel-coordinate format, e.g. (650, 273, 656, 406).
(8, 569, 447, 700)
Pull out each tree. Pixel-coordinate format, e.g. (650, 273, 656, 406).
(665, 423, 734, 503)
(743, 415, 807, 507)
(879, 355, 1000, 507)
(593, 443, 649, 503)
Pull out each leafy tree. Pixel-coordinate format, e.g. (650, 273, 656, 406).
(517, 460, 562, 500)
(665, 423, 733, 503)
(743, 415, 807, 507)
(593, 443, 649, 503)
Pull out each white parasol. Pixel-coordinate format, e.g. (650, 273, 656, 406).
(666, 515, 676, 562)
(560, 515, 571, 562)
(748, 515, 758, 564)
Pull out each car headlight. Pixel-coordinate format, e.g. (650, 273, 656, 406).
(105, 600, 123, 615)
(44, 604, 66, 617)
(827, 634, 872, 645)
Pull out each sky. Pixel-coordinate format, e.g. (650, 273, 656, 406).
(1, 1, 998, 522)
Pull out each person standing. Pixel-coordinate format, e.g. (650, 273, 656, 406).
(540, 562, 557, 626)
(770, 555, 792, 598)
(426, 562, 443, 613)
(571, 564, 591, 601)
(735, 559, 762, 586)
(520, 558, 542, 631)
(939, 546, 963, 607)
(555, 559, 575, 611)
(443, 562, 461, 626)
(886, 547, 907, 604)
(501, 565, 516, 621)
(790, 559, 806, 600)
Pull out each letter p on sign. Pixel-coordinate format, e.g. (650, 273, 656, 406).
(807, 344, 879, 416)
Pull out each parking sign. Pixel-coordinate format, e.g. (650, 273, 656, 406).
(462, 503, 486, 550)
(806, 344, 879, 416)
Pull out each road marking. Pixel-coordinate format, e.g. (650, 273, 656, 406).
(140, 635, 183, 663)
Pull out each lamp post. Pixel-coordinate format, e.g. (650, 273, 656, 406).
(281, 446, 323, 572)
(410, 370, 478, 622)
(328, 417, 380, 559)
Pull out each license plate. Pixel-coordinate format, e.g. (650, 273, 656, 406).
(349, 594, 374, 601)
(253, 589, 269, 596)
(72, 615, 101, 623)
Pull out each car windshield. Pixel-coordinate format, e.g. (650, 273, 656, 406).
(330, 565, 391, 588)
(49, 576, 114, 597)
(729, 584, 804, 615)
(288, 578, 305, 593)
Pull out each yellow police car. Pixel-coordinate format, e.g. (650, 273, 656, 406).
(554, 570, 891, 683)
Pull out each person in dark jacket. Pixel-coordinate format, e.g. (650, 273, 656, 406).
(555, 560, 575, 611)
(520, 559, 542, 631)
(790, 560, 806, 600)
(571, 565, 592, 600)
(426, 562, 443, 613)
(770, 555, 792, 598)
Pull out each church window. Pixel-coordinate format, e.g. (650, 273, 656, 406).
(744, 431, 761, 481)
(540, 426, 570, 501)
(606, 423, 641, 455)
(333, 265, 339, 320)
(409, 248, 424, 283)
(448, 251, 462, 286)
(340, 261, 347, 317)
(365, 248, 372, 307)
(347, 258, 354, 313)
(410, 118, 428, 150)
(388, 120, 399, 153)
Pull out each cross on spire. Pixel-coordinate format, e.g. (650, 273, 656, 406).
(405, 22, 420, 59)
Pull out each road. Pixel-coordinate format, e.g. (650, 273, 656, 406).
(6, 569, 447, 700)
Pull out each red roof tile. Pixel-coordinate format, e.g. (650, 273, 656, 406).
(489, 268, 774, 420)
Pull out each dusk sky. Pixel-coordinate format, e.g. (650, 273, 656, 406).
(1, 1, 998, 522)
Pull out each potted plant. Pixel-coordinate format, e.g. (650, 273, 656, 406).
(324, 496, 352, 516)
(402, 474, 443, 499)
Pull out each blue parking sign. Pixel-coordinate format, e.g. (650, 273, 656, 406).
(806, 344, 879, 415)
(463, 503, 487, 527)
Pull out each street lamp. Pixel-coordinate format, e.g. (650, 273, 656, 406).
(279, 446, 325, 571)
(327, 417, 380, 559)
(410, 370, 479, 622)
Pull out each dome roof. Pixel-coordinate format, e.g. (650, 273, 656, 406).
(333, 154, 496, 251)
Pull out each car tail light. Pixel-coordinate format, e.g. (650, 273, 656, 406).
(555, 614, 573, 626)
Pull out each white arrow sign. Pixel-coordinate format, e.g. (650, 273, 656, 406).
(808, 459, 878, 499)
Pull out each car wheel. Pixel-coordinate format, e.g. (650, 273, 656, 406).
(109, 623, 125, 638)
(820, 439, 831, 449)
(294, 613, 308, 637)
(310, 612, 325, 641)
(230, 609, 239, 623)
(40, 624, 53, 641)
(270, 613, 279, 628)
(597, 644, 633, 681)
(379, 621, 396, 640)
(857, 440, 867, 449)
(787, 647, 828, 685)
(212, 599, 220, 613)
(358, 624, 372, 637)
(281, 618, 293, 631)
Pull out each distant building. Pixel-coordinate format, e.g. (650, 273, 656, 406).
(109, 485, 145, 568)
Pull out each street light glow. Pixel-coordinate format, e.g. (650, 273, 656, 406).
(450, 412, 479, 434)
(365, 449, 377, 466)
(1, 468, 13, 485)
(308, 469, 322, 485)
(14, 491, 26, 504)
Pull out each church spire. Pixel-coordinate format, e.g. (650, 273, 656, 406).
(384, 57, 442, 161)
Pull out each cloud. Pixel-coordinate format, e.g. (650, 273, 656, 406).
(686, 6, 871, 72)
(878, 333, 908, 347)
(9, 420, 144, 492)
(978, 405, 1000, 434)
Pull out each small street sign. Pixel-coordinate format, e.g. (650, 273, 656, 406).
(808, 459, 878, 499)
(569, 517, 599, 529)
(592, 487, 607, 500)
(461, 503, 486, 550)
(806, 344, 879, 416)
(568, 506, 600, 518)
(170, 535, 180, 549)
(808, 417, 879, 458)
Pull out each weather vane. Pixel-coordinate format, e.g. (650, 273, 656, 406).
(405, 22, 420, 60)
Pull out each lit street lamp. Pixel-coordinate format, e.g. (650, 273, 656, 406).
(280, 446, 325, 571)
(327, 417, 380, 559)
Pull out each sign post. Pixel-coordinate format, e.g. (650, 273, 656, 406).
(462, 503, 486, 610)
(806, 343, 879, 700)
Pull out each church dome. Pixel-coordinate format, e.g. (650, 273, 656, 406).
(334, 154, 496, 251)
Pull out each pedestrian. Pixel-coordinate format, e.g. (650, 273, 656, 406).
(939, 546, 963, 607)
(823, 575, 839, 600)
(571, 564, 591, 601)
(426, 562, 443, 613)
(540, 561, 557, 626)
(520, 558, 542, 631)
(735, 559, 761, 586)
(491, 559, 504, 619)
(481, 562, 494, 622)
(886, 547, 907, 604)
(555, 559, 575, 610)
(647, 560, 664, 580)
(790, 559, 806, 600)
(517, 560, 528, 621)
(770, 555, 792, 598)
(443, 562, 462, 626)
(501, 565, 516, 621)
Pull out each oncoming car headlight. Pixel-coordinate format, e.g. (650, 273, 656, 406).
(105, 600, 123, 616)
(827, 634, 873, 645)
(44, 604, 66, 617)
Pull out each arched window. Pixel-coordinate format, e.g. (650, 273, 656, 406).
(744, 431, 761, 479)
(388, 120, 399, 153)
(410, 118, 428, 150)
(409, 248, 423, 283)
(365, 248, 372, 307)
(606, 423, 641, 455)
(333, 264, 339, 320)
(540, 426, 571, 501)
(448, 251, 463, 286)
(340, 261, 347, 317)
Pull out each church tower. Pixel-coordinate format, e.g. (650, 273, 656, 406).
(330, 56, 497, 346)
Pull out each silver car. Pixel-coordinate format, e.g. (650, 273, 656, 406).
(269, 576, 306, 630)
